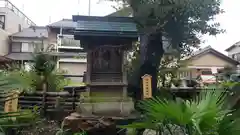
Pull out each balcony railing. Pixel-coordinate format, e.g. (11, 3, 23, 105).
(0, 0, 36, 26)
(57, 34, 82, 49)
(62, 38, 80, 47)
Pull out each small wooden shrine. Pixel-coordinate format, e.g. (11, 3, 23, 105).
(72, 16, 138, 116)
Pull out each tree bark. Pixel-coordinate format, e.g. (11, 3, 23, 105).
(140, 32, 164, 98)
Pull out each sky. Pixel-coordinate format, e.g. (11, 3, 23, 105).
(8, 0, 240, 54)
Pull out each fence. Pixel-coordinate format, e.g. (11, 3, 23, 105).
(18, 92, 77, 112)
(0, 86, 87, 119)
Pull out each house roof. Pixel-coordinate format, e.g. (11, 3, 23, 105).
(5, 53, 34, 61)
(5, 52, 87, 61)
(225, 41, 240, 52)
(47, 19, 76, 29)
(72, 15, 138, 37)
(10, 26, 48, 38)
(188, 46, 239, 65)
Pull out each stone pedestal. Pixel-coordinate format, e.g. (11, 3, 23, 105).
(78, 97, 134, 116)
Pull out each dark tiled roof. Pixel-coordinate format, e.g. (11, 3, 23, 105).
(48, 19, 76, 29)
(10, 26, 48, 38)
(76, 20, 136, 32)
(73, 16, 137, 32)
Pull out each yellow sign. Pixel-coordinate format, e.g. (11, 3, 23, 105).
(142, 74, 152, 99)
(4, 91, 19, 113)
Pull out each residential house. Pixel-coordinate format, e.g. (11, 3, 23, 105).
(179, 46, 239, 80)
(0, 0, 35, 56)
(47, 19, 87, 82)
(6, 26, 48, 69)
(225, 41, 240, 61)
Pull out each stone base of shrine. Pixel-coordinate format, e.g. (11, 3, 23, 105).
(78, 98, 134, 116)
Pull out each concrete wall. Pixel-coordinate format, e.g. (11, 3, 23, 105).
(47, 28, 58, 44)
(0, 29, 9, 55)
(59, 62, 87, 82)
(0, 7, 33, 55)
(0, 7, 31, 34)
(48, 28, 87, 83)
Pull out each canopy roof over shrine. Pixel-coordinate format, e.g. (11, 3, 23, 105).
(72, 15, 139, 38)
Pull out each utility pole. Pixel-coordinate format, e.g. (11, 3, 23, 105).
(88, 0, 91, 16)
(77, 0, 80, 15)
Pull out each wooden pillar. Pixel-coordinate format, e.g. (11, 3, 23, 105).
(122, 50, 127, 98)
(86, 50, 92, 97)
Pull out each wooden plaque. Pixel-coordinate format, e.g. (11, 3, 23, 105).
(141, 74, 152, 99)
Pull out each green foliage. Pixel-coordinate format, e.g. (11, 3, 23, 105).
(0, 72, 40, 135)
(126, 42, 186, 88)
(31, 52, 57, 76)
(4, 52, 70, 92)
(4, 69, 37, 92)
(122, 90, 240, 135)
(106, 0, 223, 98)
(0, 110, 39, 129)
(31, 52, 70, 91)
(106, 0, 223, 50)
(158, 55, 188, 88)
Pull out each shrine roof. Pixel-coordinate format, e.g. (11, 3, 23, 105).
(72, 15, 138, 37)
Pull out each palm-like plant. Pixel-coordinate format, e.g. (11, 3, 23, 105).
(30, 50, 70, 91)
(0, 71, 39, 135)
(123, 90, 240, 135)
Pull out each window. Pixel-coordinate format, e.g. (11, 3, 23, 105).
(231, 54, 240, 61)
(0, 15, 5, 29)
(232, 54, 238, 60)
(21, 43, 29, 52)
(11, 42, 22, 52)
(21, 43, 34, 52)
(11, 42, 35, 52)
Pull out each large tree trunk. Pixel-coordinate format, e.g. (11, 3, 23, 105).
(138, 32, 164, 99)
(128, 32, 164, 135)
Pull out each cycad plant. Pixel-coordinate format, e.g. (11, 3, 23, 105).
(0, 71, 39, 135)
(123, 90, 240, 135)
(31, 51, 70, 91)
